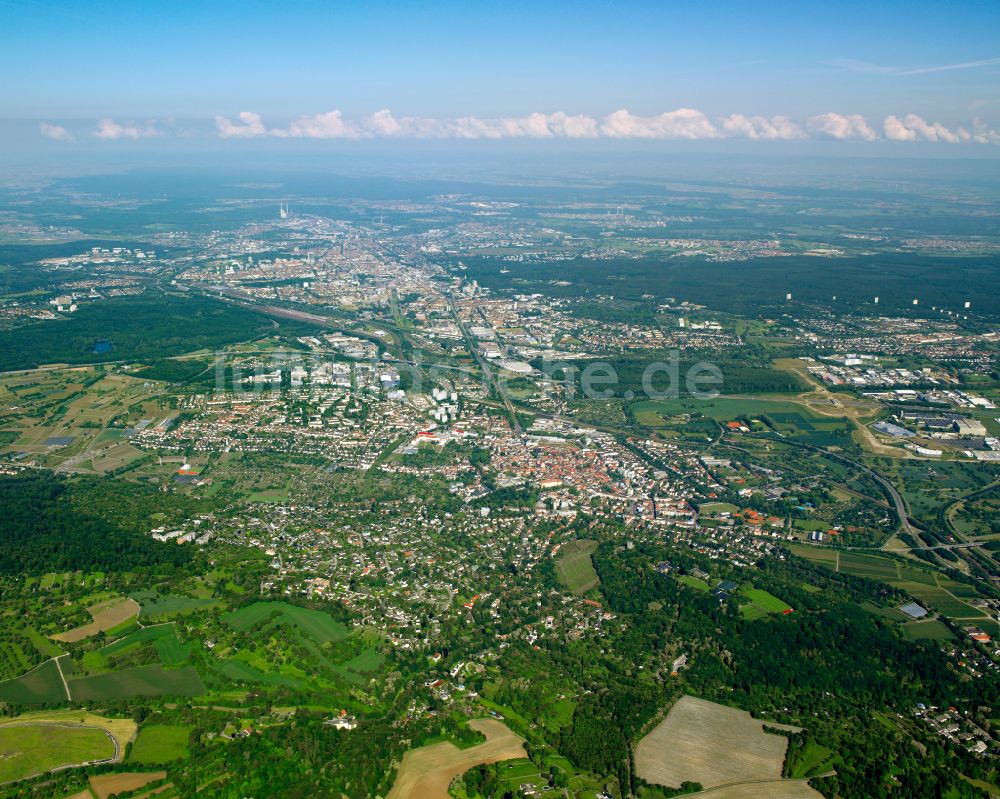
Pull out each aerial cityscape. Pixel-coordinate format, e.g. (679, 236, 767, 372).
(2, 2, 1000, 799)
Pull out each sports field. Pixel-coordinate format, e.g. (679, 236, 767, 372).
(678, 574, 710, 592)
(635, 695, 802, 790)
(741, 588, 793, 620)
(555, 539, 600, 595)
(386, 718, 526, 799)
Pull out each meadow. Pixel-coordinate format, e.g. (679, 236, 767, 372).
(554, 539, 599, 595)
(128, 724, 192, 764)
(0, 724, 113, 783)
(223, 601, 348, 643)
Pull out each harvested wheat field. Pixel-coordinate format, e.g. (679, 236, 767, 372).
(53, 597, 141, 643)
(635, 695, 804, 791)
(387, 718, 526, 799)
(89, 771, 166, 799)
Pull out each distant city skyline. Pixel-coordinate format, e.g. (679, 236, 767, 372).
(4, 0, 1000, 150)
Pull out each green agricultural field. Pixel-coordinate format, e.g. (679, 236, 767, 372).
(154, 630, 191, 667)
(0, 658, 68, 705)
(787, 543, 839, 568)
(85, 624, 191, 671)
(212, 658, 302, 688)
(0, 724, 114, 783)
(68, 664, 204, 702)
(130, 590, 219, 618)
(555, 539, 600, 595)
(100, 624, 174, 656)
(223, 601, 348, 644)
(343, 649, 385, 674)
(128, 724, 192, 764)
(788, 545, 990, 625)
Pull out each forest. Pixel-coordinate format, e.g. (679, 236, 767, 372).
(0, 473, 193, 575)
(0, 291, 306, 372)
(461, 253, 1000, 317)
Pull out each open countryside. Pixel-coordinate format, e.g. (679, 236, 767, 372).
(635, 696, 807, 791)
(386, 719, 526, 799)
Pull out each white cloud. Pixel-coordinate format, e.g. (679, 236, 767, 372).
(883, 115, 917, 142)
(546, 111, 600, 139)
(719, 114, 805, 140)
(209, 108, 1000, 145)
(93, 118, 162, 140)
(884, 114, 966, 143)
(807, 112, 880, 141)
(363, 109, 405, 137)
(972, 118, 1000, 145)
(40, 122, 74, 142)
(214, 111, 267, 139)
(599, 108, 720, 139)
(273, 110, 367, 139)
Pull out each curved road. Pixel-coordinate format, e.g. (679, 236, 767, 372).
(747, 432, 931, 547)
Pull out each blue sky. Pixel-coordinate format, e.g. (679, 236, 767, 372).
(3, 0, 1000, 148)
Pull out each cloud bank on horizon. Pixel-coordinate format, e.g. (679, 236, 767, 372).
(41, 109, 1000, 145)
(215, 109, 1000, 144)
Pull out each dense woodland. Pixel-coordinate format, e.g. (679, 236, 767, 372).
(0, 291, 309, 372)
(0, 473, 192, 575)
